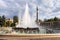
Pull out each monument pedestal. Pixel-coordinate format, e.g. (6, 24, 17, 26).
(13, 27, 39, 34)
(0, 34, 60, 40)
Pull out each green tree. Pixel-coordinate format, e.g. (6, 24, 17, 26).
(44, 17, 59, 22)
(54, 17, 59, 21)
(44, 18, 54, 22)
(0, 16, 2, 27)
(10, 23, 15, 27)
(6, 21, 12, 27)
(13, 16, 18, 26)
(38, 19, 42, 22)
(2, 15, 6, 27)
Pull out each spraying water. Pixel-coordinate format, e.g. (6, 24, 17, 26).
(22, 3, 31, 28)
(16, 3, 38, 28)
(16, 3, 46, 33)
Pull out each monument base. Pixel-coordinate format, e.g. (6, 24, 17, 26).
(0, 34, 60, 40)
(12, 27, 39, 34)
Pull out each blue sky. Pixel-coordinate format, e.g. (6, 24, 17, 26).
(0, 0, 60, 20)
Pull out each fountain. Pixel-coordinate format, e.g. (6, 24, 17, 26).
(13, 3, 46, 34)
(20, 3, 31, 28)
(16, 3, 38, 28)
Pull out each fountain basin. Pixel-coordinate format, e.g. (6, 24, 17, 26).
(12, 27, 39, 34)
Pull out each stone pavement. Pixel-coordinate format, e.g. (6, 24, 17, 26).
(1, 37, 60, 40)
(0, 34, 60, 40)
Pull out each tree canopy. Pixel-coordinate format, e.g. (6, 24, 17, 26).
(44, 17, 59, 22)
(1, 15, 6, 27)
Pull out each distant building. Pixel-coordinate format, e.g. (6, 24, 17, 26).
(6, 18, 13, 23)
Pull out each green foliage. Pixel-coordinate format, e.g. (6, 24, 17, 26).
(38, 19, 42, 22)
(0, 16, 2, 27)
(44, 19, 54, 22)
(11, 23, 16, 27)
(13, 16, 18, 23)
(1, 15, 6, 27)
(54, 17, 59, 21)
(13, 16, 18, 26)
(6, 21, 12, 27)
(44, 17, 59, 22)
(0, 15, 18, 27)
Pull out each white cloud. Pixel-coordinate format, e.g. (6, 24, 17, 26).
(55, 0, 60, 8)
(15, 3, 20, 8)
(50, 11, 60, 16)
(42, 0, 54, 8)
(0, 0, 7, 7)
(0, 12, 9, 16)
(0, 0, 60, 20)
(37, 0, 60, 20)
(30, 3, 36, 9)
(8, 0, 15, 2)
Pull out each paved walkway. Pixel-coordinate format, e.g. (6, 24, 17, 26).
(0, 34, 60, 40)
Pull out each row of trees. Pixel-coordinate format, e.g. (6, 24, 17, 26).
(44, 17, 60, 22)
(0, 15, 18, 27)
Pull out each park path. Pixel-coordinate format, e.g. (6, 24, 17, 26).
(0, 34, 60, 40)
